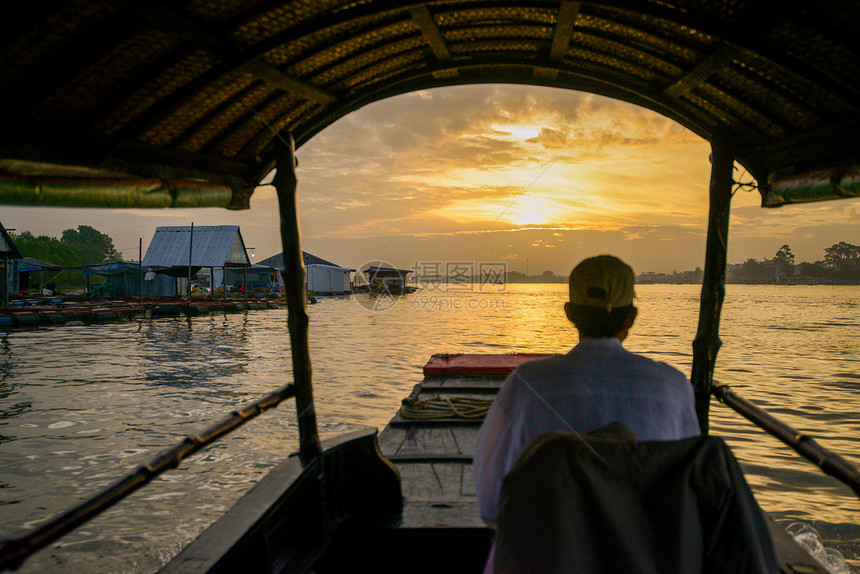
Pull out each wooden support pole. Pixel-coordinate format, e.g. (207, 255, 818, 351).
(273, 131, 321, 462)
(187, 222, 194, 302)
(1, 255, 7, 308)
(691, 140, 734, 434)
(139, 238, 143, 305)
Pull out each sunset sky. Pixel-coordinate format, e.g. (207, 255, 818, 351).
(3, 84, 858, 275)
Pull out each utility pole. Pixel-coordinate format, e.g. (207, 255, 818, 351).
(138, 238, 143, 306)
(187, 223, 193, 302)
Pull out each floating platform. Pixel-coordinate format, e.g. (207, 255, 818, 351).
(0, 306, 146, 327)
(0, 299, 283, 328)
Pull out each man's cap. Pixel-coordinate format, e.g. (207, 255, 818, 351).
(568, 255, 635, 311)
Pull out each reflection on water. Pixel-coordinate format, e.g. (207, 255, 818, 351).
(140, 315, 255, 394)
(0, 284, 858, 572)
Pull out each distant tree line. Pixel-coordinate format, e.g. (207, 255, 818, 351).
(12, 225, 123, 289)
(506, 270, 567, 283)
(505, 241, 860, 285)
(731, 242, 860, 283)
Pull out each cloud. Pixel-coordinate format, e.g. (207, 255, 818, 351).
(295, 83, 715, 247)
(10, 84, 857, 273)
(527, 127, 570, 149)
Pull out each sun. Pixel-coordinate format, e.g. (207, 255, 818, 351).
(493, 124, 540, 141)
(507, 207, 552, 226)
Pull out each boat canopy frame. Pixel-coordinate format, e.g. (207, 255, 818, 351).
(0, 1, 857, 208)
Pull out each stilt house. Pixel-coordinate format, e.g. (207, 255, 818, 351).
(0, 222, 22, 306)
(143, 226, 251, 297)
(13, 258, 63, 295)
(361, 265, 413, 293)
(259, 251, 354, 295)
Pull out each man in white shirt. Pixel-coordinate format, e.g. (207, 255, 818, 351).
(473, 254, 701, 530)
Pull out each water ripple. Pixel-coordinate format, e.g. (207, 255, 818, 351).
(0, 284, 858, 572)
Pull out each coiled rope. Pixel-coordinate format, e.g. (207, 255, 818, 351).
(399, 396, 493, 420)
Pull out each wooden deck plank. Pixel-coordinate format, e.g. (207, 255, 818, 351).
(421, 377, 506, 391)
(390, 416, 485, 426)
(451, 426, 480, 462)
(400, 500, 486, 529)
(427, 463, 466, 500)
(377, 426, 407, 457)
(388, 454, 472, 462)
(381, 427, 477, 458)
(414, 391, 497, 401)
(461, 464, 476, 497)
(397, 462, 446, 500)
(397, 426, 460, 456)
(396, 462, 472, 501)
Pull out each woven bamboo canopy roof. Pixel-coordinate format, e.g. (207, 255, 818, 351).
(0, 0, 857, 209)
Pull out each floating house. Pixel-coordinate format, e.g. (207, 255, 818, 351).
(259, 251, 354, 295)
(84, 261, 175, 298)
(12, 257, 63, 295)
(0, 222, 22, 306)
(0, 222, 68, 298)
(220, 264, 281, 293)
(306, 264, 352, 295)
(361, 265, 413, 294)
(143, 225, 251, 297)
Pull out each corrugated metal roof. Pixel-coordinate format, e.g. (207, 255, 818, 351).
(258, 251, 343, 270)
(142, 226, 250, 268)
(307, 263, 355, 272)
(363, 266, 413, 275)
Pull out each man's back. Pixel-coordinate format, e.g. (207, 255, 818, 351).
(471, 254, 703, 573)
(511, 339, 699, 441)
(473, 338, 700, 524)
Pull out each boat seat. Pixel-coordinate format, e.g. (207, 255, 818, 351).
(494, 424, 779, 574)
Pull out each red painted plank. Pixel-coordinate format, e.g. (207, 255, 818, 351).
(423, 353, 557, 376)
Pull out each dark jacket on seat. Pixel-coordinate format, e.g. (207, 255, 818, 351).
(494, 424, 779, 574)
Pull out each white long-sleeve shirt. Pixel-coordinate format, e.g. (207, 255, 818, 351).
(473, 337, 701, 525)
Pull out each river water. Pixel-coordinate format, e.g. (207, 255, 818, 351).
(1, 284, 858, 572)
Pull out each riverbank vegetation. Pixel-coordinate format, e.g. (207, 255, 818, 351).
(728, 242, 860, 284)
(11, 225, 122, 289)
(507, 242, 860, 285)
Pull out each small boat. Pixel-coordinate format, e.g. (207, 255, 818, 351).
(153, 353, 845, 573)
(0, 1, 858, 572)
